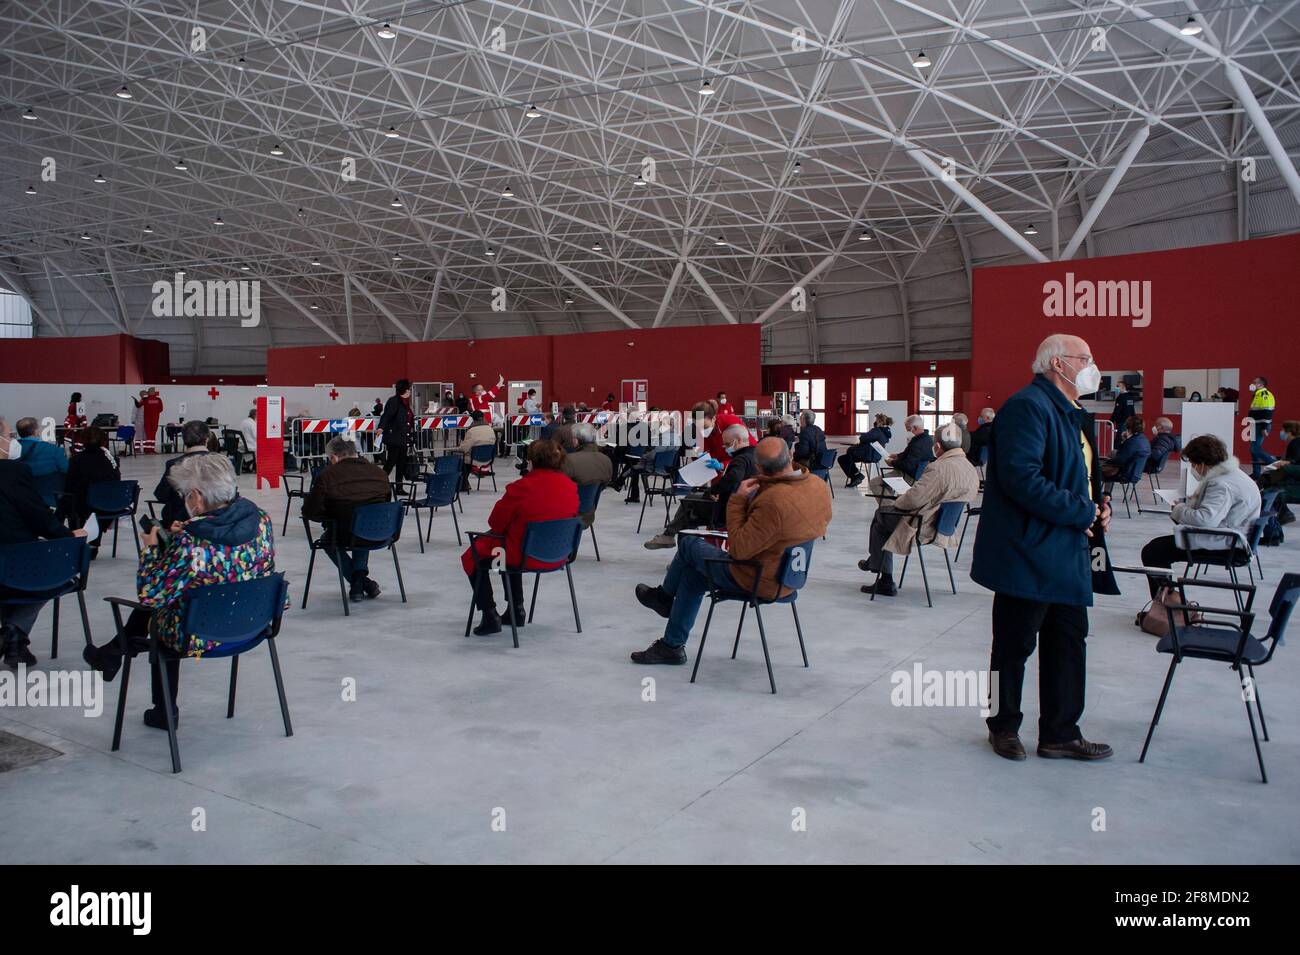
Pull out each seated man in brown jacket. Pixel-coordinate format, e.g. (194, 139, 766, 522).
(560, 423, 613, 528)
(631, 437, 832, 664)
(302, 436, 393, 601)
(859, 421, 978, 596)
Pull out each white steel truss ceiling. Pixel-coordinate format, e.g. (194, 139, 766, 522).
(2, 0, 1298, 372)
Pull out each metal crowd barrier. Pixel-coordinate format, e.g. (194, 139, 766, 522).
(287, 416, 381, 468)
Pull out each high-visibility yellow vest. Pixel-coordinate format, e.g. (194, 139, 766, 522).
(1251, 386, 1275, 420)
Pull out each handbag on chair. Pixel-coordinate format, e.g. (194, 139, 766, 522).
(1135, 585, 1203, 637)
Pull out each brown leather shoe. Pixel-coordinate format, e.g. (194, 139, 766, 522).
(988, 731, 1026, 761)
(1037, 738, 1114, 760)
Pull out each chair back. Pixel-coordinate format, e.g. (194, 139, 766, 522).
(776, 540, 816, 592)
(520, 518, 583, 566)
(116, 425, 135, 443)
(1121, 452, 1149, 484)
(976, 445, 989, 467)
(651, 447, 677, 475)
(914, 460, 928, 480)
(33, 471, 66, 508)
(433, 455, 461, 475)
(469, 443, 496, 465)
(86, 479, 139, 514)
(576, 481, 603, 514)
(1265, 572, 1300, 645)
(0, 537, 87, 595)
(421, 470, 460, 507)
(816, 448, 837, 470)
(179, 574, 288, 652)
(1144, 448, 1169, 475)
(1247, 514, 1269, 555)
(934, 500, 967, 537)
(349, 501, 404, 545)
(221, 429, 244, 454)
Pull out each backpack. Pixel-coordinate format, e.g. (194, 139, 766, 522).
(1136, 585, 1203, 637)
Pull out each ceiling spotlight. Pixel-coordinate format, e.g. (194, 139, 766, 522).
(297, 207, 306, 217)
(633, 174, 647, 186)
(485, 247, 496, 257)
(525, 104, 541, 118)
(857, 230, 873, 241)
(25, 184, 36, 195)
(1180, 17, 1203, 36)
(383, 125, 399, 138)
(1023, 223, 1038, 235)
(80, 232, 91, 240)
(143, 224, 153, 233)
(93, 172, 107, 183)
(310, 258, 321, 266)
(591, 242, 603, 251)
(792, 161, 802, 174)
(173, 158, 188, 170)
(392, 252, 402, 262)
(913, 50, 931, 68)
(713, 236, 727, 246)
(269, 143, 284, 156)
(390, 196, 402, 207)
(309, 302, 319, 310)
(213, 214, 225, 226)
(21, 107, 36, 121)
(235, 56, 247, 71)
(115, 84, 133, 99)
(501, 185, 514, 198)
(377, 22, 397, 39)
(240, 264, 250, 271)
(699, 80, 715, 96)
(564, 294, 575, 304)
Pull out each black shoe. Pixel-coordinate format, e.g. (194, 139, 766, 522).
(988, 731, 1027, 761)
(349, 572, 366, 602)
(142, 706, 179, 731)
(473, 610, 503, 636)
(857, 559, 871, 572)
(82, 642, 123, 682)
(635, 583, 674, 619)
(630, 639, 687, 665)
(848, 474, 865, 488)
(362, 577, 381, 599)
(860, 576, 896, 597)
(1037, 738, 1113, 760)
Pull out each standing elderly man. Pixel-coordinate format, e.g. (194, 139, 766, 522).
(972, 333, 1114, 762)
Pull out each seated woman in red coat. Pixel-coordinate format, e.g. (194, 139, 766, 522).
(462, 439, 579, 635)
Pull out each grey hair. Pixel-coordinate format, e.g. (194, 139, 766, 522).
(15, 416, 38, 437)
(951, 412, 968, 428)
(799, 409, 817, 427)
(904, 414, 924, 431)
(1031, 333, 1075, 374)
(168, 452, 237, 507)
(325, 435, 359, 458)
(572, 422, 598, 445)
(980, 407, 995, 422)
(756, 439, 791, 475)
(722, 423, 749, 445)
(181, 419, 211, 448)
(936, 422, 963, 451)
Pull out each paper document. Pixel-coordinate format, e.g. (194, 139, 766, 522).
(82, 512, 99, 542)
(679, 528, 727, 539)
(676, 454, 719, 488)
(884, 476, 911, 495)
(871, 442, 888, 460)
(1152, 488, 1180, 506)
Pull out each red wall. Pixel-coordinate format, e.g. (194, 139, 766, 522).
(0, 333, 170, 384)
(971, 234, 1300, 460)
(269, 325, 763, 412)
(763, 359, 973, 435)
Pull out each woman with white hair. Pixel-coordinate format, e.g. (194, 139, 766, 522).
(84, 454, 276, 729)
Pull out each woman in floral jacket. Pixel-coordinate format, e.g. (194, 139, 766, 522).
(84, 454, 276, 730)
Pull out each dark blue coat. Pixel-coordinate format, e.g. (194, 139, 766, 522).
(1108, 432, 1151, 479)
(971, 375, 1117, 606)
(894, 430, 934, 480)
(846, 426, 891, 463)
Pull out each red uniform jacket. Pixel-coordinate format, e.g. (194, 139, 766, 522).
(703, 410, 755, 465)
(717, 401, 736, 416)
(469, 388, 498, 413)
(461, 467, 579, 573)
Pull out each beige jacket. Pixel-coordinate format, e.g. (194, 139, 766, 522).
(456, 424, 497, 459)
(884, 448, 979, 554)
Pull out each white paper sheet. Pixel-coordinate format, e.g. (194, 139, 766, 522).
(871, 442, 888, 460)
(1152, 488, 1180, 506)
(884, 476, 911, 495)
(82, 512, 99, 542)
(676, 453, 719, 488)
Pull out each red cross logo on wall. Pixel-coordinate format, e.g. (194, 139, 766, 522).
(207, 387, 220, 399)
(329, 389, 340, 400)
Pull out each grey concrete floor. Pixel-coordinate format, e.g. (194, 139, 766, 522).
(2, 453, 1297, 864)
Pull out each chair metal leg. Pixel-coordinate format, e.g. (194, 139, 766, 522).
(898, 554, 909, 589)
(267, 637, 293, 737)
(391, 546, 407, 602)
(51, 597, 60, 659)
(282, 497, 292, 536)
(111, 651, 131, 752)
(413, 508, 425, 553)
(791, 603, 808, 667)
(1247, 664, 1269, 741)
(590, 524, 600, 561)
(956, 510, 973, 562)
(464, 569, 478, 638)
(637, 480, 651, 533)
(335, 552, 350, 617)
(1255, 550, 1264, 581)
(1243, 676, 1268, 783)
(917, 545, 932, 608)
(565, 563, 582, 632)
(500, 570, 520, 648)
(528, 574, 540, 622)
(227, 656, 239, 718)
(730, 601, 748, 658)
(753, 605, 776, 694)
(943, 548, 957, 594)
(1139, 656, 1179, 763)
(77, 588, 93, 649)
(130, 514, 141, 556)
(154, 651, 182, 774)
(302, 548, 317, 609)
(690, 598, 717, 684)
(450, 505, 462, 545)
(111, 517, 119, 558)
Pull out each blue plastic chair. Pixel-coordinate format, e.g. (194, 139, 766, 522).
(86, 480, 141, 557)
(405, 470, 462, 551)
(433, 453, 466, 513)
(692, 540, 815, 694)
(811, 447, 837, 498)
(105, 573, 292, 774)
(638, 447, 682, 533)
(115, 425, 135, 456)
(955, 502, 982, 563)
(1139, 573, 1298, 783)
(0, 536, 93, 659)
(463, 517, 583, 648)
(883, 500, 967, 608)
(1107, 452, 1150, 517)
(469, 443, 497, 492)
(576, 482, 605, 561)
(1144, 447, 1172, 502)
(302, 501, 407, 616)
(32, 471, 67, 510)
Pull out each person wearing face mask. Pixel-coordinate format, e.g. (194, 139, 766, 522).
(868, 415, 933, 496)
(967, 407, 995, 467)
(972, 333, 1116, 763)
(82, 454, 276, 729)
(715, 391, 735, 416)
(1101, 415, 1150, 481)
(1138, 434, 1261, 597)
(644, 424, 756, 549)
(1247, 375, 1277, 479)
(691, 399, 754, 467)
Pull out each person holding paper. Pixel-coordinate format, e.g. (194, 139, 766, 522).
(858, 422, 977, 596)
(971, 333, 1115, 763)
(838, 413, 894, 487)
(65, 426, 121, 558)
(868, 415, 933, 496)
(643, 424, 755, 550)
(692, 400, 754, 467)
(1138, 434, 1261, 597)
(1100, 415, 1149, 480)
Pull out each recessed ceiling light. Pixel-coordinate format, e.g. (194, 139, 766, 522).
(143, 224, 153, 233)
(699, 80, 715, 96)
(80, 232, 91, 240)
(310, 258, 321, 266)
(390, 196, 402, 207)
(93, 172, 107, 183)
(21, 107, 36, 121)
(501, 185, 514, 198)
(564, 295, 575, 304)
(270, 143, 284, 156)
(392, 252, 402, 262)
(1180, 17, 1202, 36)
(913, 50, 931, 68)
(173, 158, 187, 170)
(240, 264, 250, 271)
(857, 230, 873, 241)
(25, 184, 36, 195)
(485, 247, 496, 257)
(591, 242, 602, 251)
(377, 23, 397, 39)
(1023, 223, 1038, 235)
(525, 104, 541, 118)
(309, 302, 319, 310)
(383, 126, 399, 138)
(714, 236, 727, 246)
(115, 84, 133, 99)
(633, 174, 647, 186)
(213, 215, 225, 226)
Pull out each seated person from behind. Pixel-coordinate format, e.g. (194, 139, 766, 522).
(82, 454, 274, 729)
(240, 407, 258, 454)
(154, 419, 212, 527)
(462, 439, 579, 636)
(14, 417, 68, 478)
(1139, 434, 1261, 597)
(561, 423, 613, 528)
(65, 426, 121, 556)
(792, 410, 826, 469)
(838, 413, 893, 488)
(858, 422, 978, 597)
(966, 407, 995, 466)
(644, 423, 756, 550)
(1101, 415, 1150, 481)
(455, 411, 498, 490)
(631, 437, 833, 665)
(1148, 416, 1181, 467)
(302, 436, 393, 602)
(868, 415, 933, 495)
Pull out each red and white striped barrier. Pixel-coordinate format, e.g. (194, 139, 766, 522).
(298, 417, 377, 434)
(418, 414, 477, 429)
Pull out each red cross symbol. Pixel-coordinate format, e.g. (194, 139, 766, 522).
(328, 389, 340, 400)
(207, 387, 220, 399)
